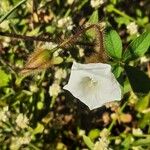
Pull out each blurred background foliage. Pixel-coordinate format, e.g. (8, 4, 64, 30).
(0, 0, 150, 149)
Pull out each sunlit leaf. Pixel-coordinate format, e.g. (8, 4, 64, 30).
(123, 32, 150, 61)
(0, 70, 10, 87)
(104, 27, 122, 59)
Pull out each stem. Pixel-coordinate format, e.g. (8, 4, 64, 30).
(111, 7, 135, 22)
(0, 56, 17, 77)
(29, 143, 41, 150)
(0, 91, 14, 100)
(0, 32, 94, 47)
(108, 101, 128, 131)
(0, 0, 27, 24)
(0, 32, 54, 42)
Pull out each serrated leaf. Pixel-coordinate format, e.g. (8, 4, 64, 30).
(0, 70, 10, 87)
(123, 32, 150, 61)
(83, 135, 94, 150)
(104, 27, 122, 59)
(124, 65, 150, 94)
(86, 10, 99, 37)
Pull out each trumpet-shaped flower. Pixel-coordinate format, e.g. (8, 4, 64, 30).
(63, 62, 121, 110)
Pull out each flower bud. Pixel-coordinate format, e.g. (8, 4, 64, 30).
(20, 49, 53, 75)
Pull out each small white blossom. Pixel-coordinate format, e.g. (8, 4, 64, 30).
(132, 128, 143, 136)
(78, 46, 85, 57)
(127, 22, 138, 35)
(100, 128, 110, 138)
(29, 84, 39, 93)
(55, 68, 67, 80)
(42, 42, 62, 57)
(90, 0, 106, 8)
(49, 82, 61, 96)
(16, 113, 29, 129)
(63, 62, 121, 110)
(140, 56, 149, 63)
(42, 42, 57, 50)
(67, 0, 74, 5)
(10, 134, 31, 150)
(57, 17, 74, 30)
(93, 137, 111, 150)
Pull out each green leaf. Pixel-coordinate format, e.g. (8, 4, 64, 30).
(132, 137, 150, 146)
(86, 10, 99, 37)
(139, 112, 150, 129)
(32, 123, 44, 135)
(88, 129, 100, 141)
(135, 94, 150, 112)
(123, 32, 150, 61)
(124, 65, 150, 94)
(83, 135, 94, 150)
(104, 27, 122, 59)
(122, 134, 134, 149)
(0, 70, 10, 87)
(88, 10, 99, 24)
(52, 57, 63, 64)
(112, 64, 123, 78)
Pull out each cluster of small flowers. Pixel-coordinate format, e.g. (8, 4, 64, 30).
(10, 133, 31, 150)
(93, 128, 112, 150)
(57, 16, 74, 31)
(127, 22, 138, 35)
(16, 113, 29, 129)
(90, 0, 106, 8)
(49, 68, 67, 97)
(0, 106, 32, 149)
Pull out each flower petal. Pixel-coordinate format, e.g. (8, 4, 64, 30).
(63, 61, 121, 110)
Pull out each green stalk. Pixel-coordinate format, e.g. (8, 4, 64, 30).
(108, 101, 128, 131)
(111, 7, 135, 22)
(0, 0, 27, 24)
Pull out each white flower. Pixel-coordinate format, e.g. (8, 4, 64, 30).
(57, 17, 74, 30)
(78, 46, 85, 57)
(55, 68, 67, 80)
(90, 0, 106, 8)
(127, 22, 138, 35)
(93, 137, 111, 150)
(63, 62, 121, 110)
(29, 83, 39, 93)
(67, 0, 74, 5)
(16, 113, 29, 129)
(132, 128, 143, 136)
(10, 134, 31, 150)
(49, 82, 61, 96)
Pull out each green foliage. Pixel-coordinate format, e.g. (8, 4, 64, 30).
(124, 65, 150, 94)
(0, 0, 149, 149)
(82, 135, 94, 150)
(123, 32, 150, 61)
(0, 70, 10, 87)
(104, 27, 122, 59)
